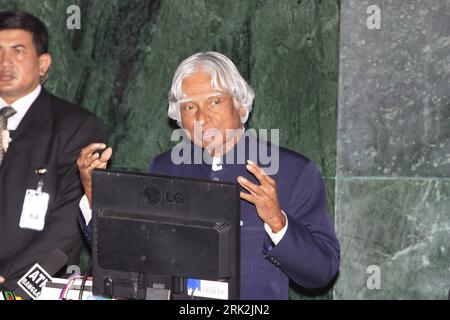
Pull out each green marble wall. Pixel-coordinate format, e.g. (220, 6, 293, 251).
(6, 0, 448, 301)
(336, 0, 450, 299)
(0, 0, 340, 299)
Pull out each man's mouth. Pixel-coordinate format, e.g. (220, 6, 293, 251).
(202, 129, 221, 142)
(0, 73, 15, 81)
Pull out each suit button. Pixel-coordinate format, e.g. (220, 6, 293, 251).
(270, 258, 280, 266)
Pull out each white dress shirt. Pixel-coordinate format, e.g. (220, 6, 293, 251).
(0, 85, 42, 131)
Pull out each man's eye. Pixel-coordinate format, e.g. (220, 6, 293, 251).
(212, 100, 221, 105)
(184, 105, 194, 111)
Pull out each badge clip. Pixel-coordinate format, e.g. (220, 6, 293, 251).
(35, 168, 47, 194)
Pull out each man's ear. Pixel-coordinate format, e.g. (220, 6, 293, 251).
(38, 53, 52, 77)
(238, 105, 247, 120)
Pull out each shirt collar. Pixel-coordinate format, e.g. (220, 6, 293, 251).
(0, 85, 42, 131)
(207, 126, 247, 172)
(212, 156, 223, 171)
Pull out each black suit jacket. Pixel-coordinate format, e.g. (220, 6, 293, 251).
(0, 88, 107, 290)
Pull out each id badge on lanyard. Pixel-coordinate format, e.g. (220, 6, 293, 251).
(19, 168, 50, 231)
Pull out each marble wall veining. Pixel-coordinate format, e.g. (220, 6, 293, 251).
(336, 0, 450, 299)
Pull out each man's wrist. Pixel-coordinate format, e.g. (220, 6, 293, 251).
(264, 211, 289, 246)
(268, 210, 287, 233)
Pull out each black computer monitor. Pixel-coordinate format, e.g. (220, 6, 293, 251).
(91, 169, 241, 300)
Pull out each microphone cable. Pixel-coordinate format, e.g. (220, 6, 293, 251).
(78, 258, 92, 300)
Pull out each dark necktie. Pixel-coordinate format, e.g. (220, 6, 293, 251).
(0, 106, 17, 165)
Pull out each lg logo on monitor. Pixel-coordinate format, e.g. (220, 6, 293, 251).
(144, 186, 184, 205)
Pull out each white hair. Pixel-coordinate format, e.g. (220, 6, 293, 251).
(168, 52, 255, 126)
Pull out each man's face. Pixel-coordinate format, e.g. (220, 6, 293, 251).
(0, 29, 51, 104)
(180, 71, 245, 153)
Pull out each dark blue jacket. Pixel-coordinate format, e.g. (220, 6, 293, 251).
(80, 134, 340, 300)
(148, 134, 339, 299)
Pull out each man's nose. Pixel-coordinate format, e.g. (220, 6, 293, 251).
(0, 51, 13, 68)
(196, 108, 211, 125)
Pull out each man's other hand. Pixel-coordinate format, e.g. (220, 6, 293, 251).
(77, 143, 113, 208)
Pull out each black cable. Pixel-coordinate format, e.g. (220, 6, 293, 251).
(78, 258, 92, 300)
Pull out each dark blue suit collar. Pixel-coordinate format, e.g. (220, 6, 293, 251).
(189, 129, 256, 170)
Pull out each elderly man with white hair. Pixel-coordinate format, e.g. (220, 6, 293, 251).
(77, 52, 340, 300)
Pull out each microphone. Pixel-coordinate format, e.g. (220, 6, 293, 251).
(13, 248, 68, 300)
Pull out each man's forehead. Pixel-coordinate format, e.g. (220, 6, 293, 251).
(180, 91, 225, 103)
(0, 29, 33, 45)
